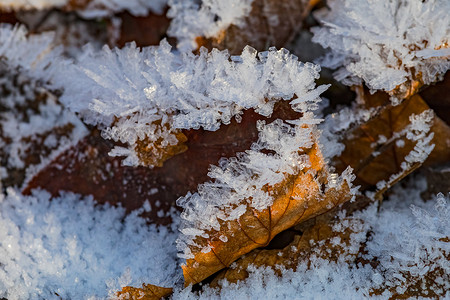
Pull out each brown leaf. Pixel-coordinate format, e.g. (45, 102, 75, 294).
(116, 11, 172, 48)
(209, 210, 364, 286)
(181, 141, 353, 286)
(335, 90, 450, 194)
(23, 102, 301, 224)
(195, 0, 319, 54)
(117, 283, 173, 300)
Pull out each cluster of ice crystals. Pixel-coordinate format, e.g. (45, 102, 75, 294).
(174, 176, 449, 299)
(168, 0, 254, 51)
(0, 0, 167, 17)
(0, 24, 60, 82)
(311, 0, 450, 95)
(56, 40, 324, 166)
(0, 188, 179, 300)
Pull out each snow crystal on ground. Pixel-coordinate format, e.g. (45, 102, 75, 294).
(174, 175, 449, 299)
(311, 0, 450, 98)
(0, 189, 179, 300)
(168, 0, 254, 51)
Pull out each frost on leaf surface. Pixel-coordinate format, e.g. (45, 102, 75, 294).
(176, 177, 449, 299)
(175, 116, 356, 283)
(311, 0, 450, 100)
(0, 188, 179, 300)
(57, 41, 324, 166)
(0, 25, 87, 187)
(167, 0, 254, 52)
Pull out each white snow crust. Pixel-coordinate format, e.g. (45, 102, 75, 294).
(0, 188, 179, 300)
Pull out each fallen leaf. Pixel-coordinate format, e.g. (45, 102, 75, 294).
(117, 283, 173, 300)
(335, 90, 450, 194)
(195, 0, 320, 54)
(209, 210, 365, 287)
(116, 11, 172, 48)
(23, 102, 301, 224)
(180, 139, 354, 285)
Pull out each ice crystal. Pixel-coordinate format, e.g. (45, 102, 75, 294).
(311, 0, 450, 99)
(168, 0, 254, 51)
(56, 41, 325, 166)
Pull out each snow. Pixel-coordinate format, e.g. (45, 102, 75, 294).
(0, 188, 180, 300)
(167, 0, 254, 51)
(311, 0, 450, 99)
(173, 175, 450, 299)
(56, 41, 326, 166)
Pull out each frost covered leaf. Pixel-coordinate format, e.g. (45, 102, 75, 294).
(24, 104, 300, 223)
(177, 120, 355, 285)
(311, 0, 450, 101)
(168, 0, 319, 54)
(0, 24, 87, 188)
(332, 91, 450, 196)
(117, 283, 173, 300)
(56, 42, 324, 167)
(210, 211, 367, 287)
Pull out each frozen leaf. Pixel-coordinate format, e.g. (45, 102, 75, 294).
(0, 24, 87, 188)
(311, 0, 450, 101)
(210, 211, 367, 287)
(117, 283, 173, 300)
(331, 91, 450, 196)
(169, 0, 319, 54)
(24, 102, 301, 224)
(55, 43, 325, 167)
(177, 119, 356, 285)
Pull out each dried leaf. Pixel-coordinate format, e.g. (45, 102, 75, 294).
(117, 283, 173, 300)
(210, 211, 365, 286)
(195, 0, 319, 54)
(116, 11, 171, 48)
(24, 103, 300, 223)
(180, 140, 354, 285)
(335, 91, 450, 194)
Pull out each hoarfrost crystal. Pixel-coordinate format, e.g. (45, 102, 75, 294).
(311, 0, 450, 99)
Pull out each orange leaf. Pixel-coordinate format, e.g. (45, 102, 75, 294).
(117, 283, 173, 300)
(335, 91, 450, 194)
(178, 125, 355, 285)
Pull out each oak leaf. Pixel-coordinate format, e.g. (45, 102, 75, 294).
(117, 283, 173, 300)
